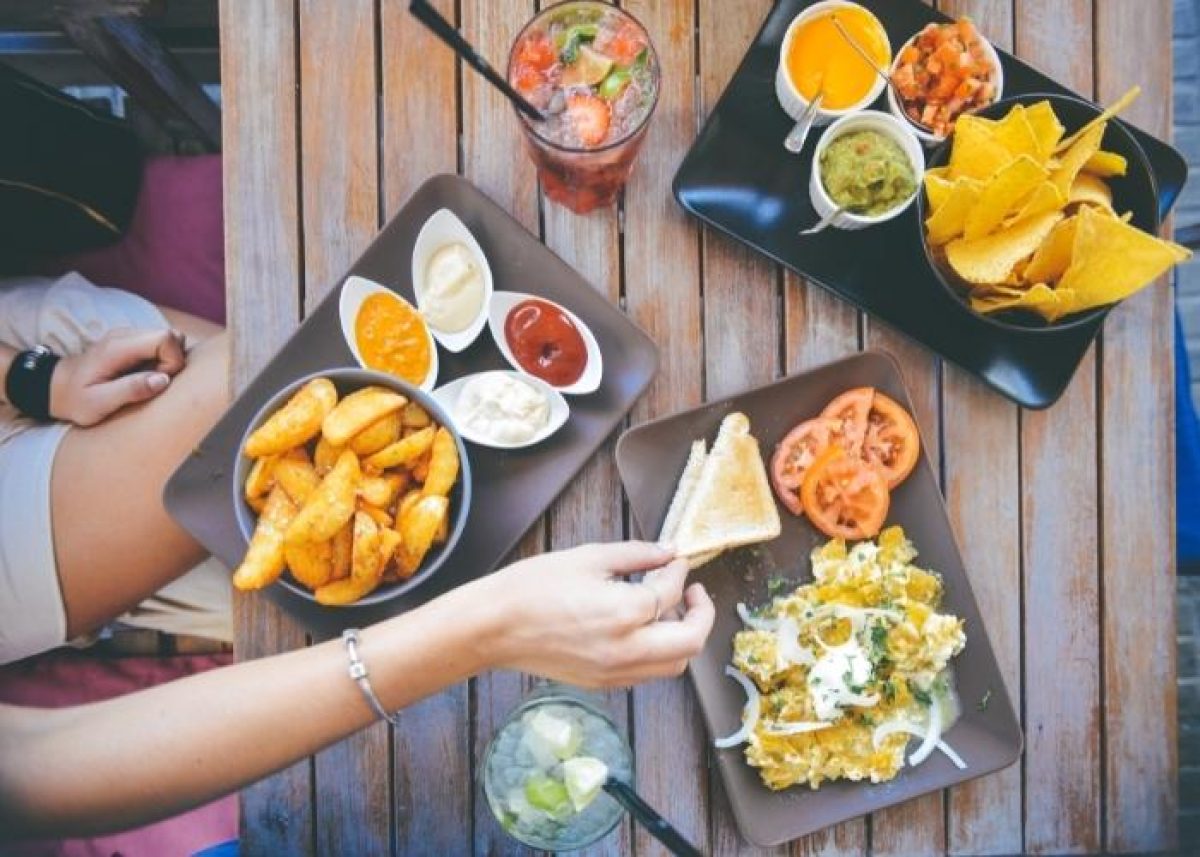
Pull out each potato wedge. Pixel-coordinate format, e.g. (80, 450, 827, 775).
(232, 486, 298, 590)
(364, 425, 435, 470)
(434, 512, 449, 545)
(350, 510, 386, 585)
(314, 574, 380, 606)
(379, 528, 403, 572)
(359, 502, 394, 529)
(322, 386, 407, 447)
(244, 455, 277, 504)
(347, 410, 403, 457)
(397, 489, 422, 522)
(286, 450, 360, 543)
(401, 401, 432, 429)
(247, 493, 267, 515)
(330, 520, 353, 582)
(422, 427, 460, 497)
(313, 436, 343, 474)
(244, 378, 337, 458)
(284, 537, 334, 590)
(397, 494, 448, 579)
(274, 457, 322, 505)
(411, 453, 430, 484)
(359, 472, 406, 510)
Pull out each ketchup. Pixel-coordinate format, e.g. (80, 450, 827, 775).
(503, 298, 588, 387)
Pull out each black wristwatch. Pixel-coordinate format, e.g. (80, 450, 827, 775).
(5, 345, 61, 422)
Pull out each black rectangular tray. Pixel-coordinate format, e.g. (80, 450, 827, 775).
(164, 174, 658, 637)
(672, 0, 1187, 409)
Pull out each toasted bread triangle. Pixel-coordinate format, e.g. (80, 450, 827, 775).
(671, 412, 781, 559)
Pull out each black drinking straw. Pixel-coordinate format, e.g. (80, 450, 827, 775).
(409, 0, 547, 122)
(603, 777, 703, 857)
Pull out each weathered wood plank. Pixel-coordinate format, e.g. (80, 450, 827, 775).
(695, 0, 785, 852)
(457, 2, 543, 854)
(1095, 1, 1178, 850)
(377, 2, 472, 853)
(927, 4, 1024, 854)
(1010, 3, 1103, 853)
(619, 1, 711, 854)
(542, 156, 632, 856)
(296, 2, 390, 854)
(219, 0, 312, 852)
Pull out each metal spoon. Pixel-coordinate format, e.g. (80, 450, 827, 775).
(784, 89, 824, 153)
(829, 13, 935, 134)
(799, 203, 869, 236)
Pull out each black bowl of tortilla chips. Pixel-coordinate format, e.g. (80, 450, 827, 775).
(918, 92, 1181, 332)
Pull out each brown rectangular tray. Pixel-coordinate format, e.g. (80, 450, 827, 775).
(165, 174, 658, 637)
(616, 351, 1021, 847)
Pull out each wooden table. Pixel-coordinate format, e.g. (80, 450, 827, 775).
(218, 1, 1178, 853)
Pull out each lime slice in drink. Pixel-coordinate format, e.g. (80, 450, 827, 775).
(563, 756, 609, 812)
(525, 774, 571, 816)
(561, 45, 614, 87)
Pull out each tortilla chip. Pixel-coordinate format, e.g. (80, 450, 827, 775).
(1057, 205, 1192, 312)
(1054, 85, 1140, 154)
(1083, 150, 1127, 178)
(924, 168, 954, 212)
(926, 178, 983, 246)
(1022, 215, 1078, 284)
(964, 155, 1049, 239)
(991, 105, 1041, 161)
(949, 115, 1013, 181)
(1069, 172, 1113, 209)
(1024, 100, 1066, 159)
(971, 282, 1076, 322)
(1050, 122, 1106, 198)
(945, 210, 1064, 285)
(1009, 181, 1066, 226)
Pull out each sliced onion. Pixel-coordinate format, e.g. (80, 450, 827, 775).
(736, 602, 779, 632)
(714, 665, 760, 749)
(762, 720, 833, 735)
(908, 693, 942, 766)
(776, 618, 815, 667)
(842, 691, 880, 709)
(872, 719, 967, 770)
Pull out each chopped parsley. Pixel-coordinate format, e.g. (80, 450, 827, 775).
(766, 575, 793, 598)
(911, 686, 933, 706)
(978, 689, 993, 711)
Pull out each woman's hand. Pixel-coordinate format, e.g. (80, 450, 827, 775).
(478, 541, 716, 688)
(49, 328, 187, 427)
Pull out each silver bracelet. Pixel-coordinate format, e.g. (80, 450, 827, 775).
(342, 628, 401, 727)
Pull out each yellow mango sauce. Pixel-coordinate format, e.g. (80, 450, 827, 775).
(355, 292, 432, 385)
(786, 7, 890, 110)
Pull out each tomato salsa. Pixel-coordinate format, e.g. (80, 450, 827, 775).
(893, 19, 998, 137)
(503, 298, 588, 387)
(355, 292, 432, 385)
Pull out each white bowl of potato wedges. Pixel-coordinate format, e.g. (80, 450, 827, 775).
(232, 368, 471, 607)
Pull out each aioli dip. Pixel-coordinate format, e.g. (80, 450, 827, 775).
(456, 373, 550, 445)
(418, 242, 485, 333)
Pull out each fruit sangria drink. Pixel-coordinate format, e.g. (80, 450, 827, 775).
(508, 1, 660, 214)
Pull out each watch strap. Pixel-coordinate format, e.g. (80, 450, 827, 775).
(5, 345, 60, 422)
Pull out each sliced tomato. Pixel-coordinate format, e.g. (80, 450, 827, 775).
(819, 387, 873, 455)
(800, 447, 889, 541)
(861, 392, 921, 489)
(770, 417, 837, 515)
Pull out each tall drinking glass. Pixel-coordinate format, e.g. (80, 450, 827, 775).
(507, 1, 660, 214)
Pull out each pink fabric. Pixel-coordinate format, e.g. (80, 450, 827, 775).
(0, 649, 238, 856)
(42, 155, 226, 325)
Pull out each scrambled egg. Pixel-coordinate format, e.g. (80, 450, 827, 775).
(731, 526, 965, 790)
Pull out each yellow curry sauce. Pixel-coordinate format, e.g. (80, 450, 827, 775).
(355, 292, 432, 385)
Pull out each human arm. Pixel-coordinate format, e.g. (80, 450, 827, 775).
(0, 344, 14, 403)
(0, 542, 714, 839)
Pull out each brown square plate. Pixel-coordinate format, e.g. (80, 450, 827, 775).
(164, 174, 658, 637)
(615, 351, 1021, 847)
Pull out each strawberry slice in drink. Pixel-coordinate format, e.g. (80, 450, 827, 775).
(566, 92, 611, 147)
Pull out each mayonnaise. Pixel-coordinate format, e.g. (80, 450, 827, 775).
(806, 637, 879, 721)
(418, 242, 484, 333)
(456, 373, 550, 445)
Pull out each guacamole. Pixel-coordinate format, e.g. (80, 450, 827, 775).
(820, 130, 916, 216)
